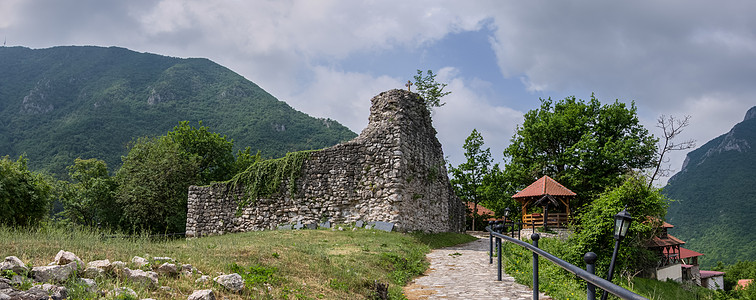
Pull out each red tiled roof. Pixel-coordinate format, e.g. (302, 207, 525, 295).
(512, 175, 576, 199)
(466, 202, 497, 220)
(664, 247, 703, 259)
(700, 270, 725, 279)
(737, 279, 753, 290)
(646, 234, 686, 248)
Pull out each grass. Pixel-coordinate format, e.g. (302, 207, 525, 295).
(0, 224, 476, 299)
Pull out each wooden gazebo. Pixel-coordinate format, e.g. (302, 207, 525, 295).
(512, 175, 575, 228)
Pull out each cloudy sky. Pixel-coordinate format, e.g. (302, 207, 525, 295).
(2, 1, 755, 186)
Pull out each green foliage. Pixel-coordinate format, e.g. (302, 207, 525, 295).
(566, 174, 668, 276)
(502, 95, 658, 208)
(0, 155, 53, 226)
(228, 150, 312, 212)
(57, 158, 119, 228)
(380, 252, 427, 285)
(229, 262, 280, 287)
(716, 260, 756, 292)
(413, 69, 451, 112)
(0, 46, 356, 178)
(450, 129, 492, 230)
(115, 122, 236, 233)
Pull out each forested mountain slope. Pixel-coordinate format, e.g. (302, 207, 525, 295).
(0, 46, 356, 175)
(664, 106, 756, 267)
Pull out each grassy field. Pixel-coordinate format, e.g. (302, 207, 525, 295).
(0, 225, 476, 299)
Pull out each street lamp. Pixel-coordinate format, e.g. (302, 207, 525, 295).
(601, 206, 633, 300)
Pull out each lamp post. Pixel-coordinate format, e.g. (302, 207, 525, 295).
(601, 206, 633, 300)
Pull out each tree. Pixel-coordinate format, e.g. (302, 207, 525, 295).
(450, 129, 492, 231)
(502, 95, 658, 209)
(413, 69, 451, 112)
(115, 122, 236, 233)
(566, 174, 668, 279)
(57, 158, 119, 228)
(0, 155, 53, 226)
(648, 115, 695, 188)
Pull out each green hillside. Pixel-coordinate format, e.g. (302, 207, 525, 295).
(664, 107, 756, 267)
(0, 46, 356, 176)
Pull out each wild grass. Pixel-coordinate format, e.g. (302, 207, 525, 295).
(0, 224, 475, 299)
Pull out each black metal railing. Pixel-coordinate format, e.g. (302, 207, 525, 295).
(486, 225, 647, 300)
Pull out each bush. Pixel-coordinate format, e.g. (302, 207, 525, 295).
(0, 155, 53, 226)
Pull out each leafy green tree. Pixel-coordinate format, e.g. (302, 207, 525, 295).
(115, 122, 236, 233)
(0, 155, 53, 226)
(450, 129, 492, 231)
(502, 95, 657, 208)
(58, 158, 119, 228)
(413, 69, 451, 112)
(566, 174, 668, 278)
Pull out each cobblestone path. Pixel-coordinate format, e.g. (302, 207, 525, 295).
(403, 235, 550, 300)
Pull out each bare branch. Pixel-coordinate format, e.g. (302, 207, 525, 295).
(649, 115, 696, 188)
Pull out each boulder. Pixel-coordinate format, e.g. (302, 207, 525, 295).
(124, 268, 158, 288)
(52, 250, 83, 268)
(109, 261, 127, 277)
(213, 273, 244, 293)
(0, 256, 28, 275)
(131, 256, 149, 268)
(31, 262, 77, 283)
(86, 259, 110, 269)
(156, 263, 178, 276)
(29, 283, 67, 300)
(188, 289, 215, 300)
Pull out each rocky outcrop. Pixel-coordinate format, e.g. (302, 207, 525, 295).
(186, 89, 465, 236)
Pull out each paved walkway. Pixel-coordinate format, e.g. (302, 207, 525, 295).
(403, 234, 550, 300)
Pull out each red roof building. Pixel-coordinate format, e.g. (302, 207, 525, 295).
(466, 202, 498, 221)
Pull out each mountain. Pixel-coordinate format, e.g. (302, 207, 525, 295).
(664, 106, 756, 267)
(0, 46, 356, 176)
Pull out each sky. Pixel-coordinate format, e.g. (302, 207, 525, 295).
(2, 0, 755, 186)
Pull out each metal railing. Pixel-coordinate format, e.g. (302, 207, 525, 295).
(486, 225, 647, 300)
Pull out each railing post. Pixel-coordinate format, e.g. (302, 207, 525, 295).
(584, 252, 597, 300)
(488, 222, 494, 264)
(496, 235, 502, 281)
(531, 233, 540, 300)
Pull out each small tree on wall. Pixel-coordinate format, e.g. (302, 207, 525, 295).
(413, 69, 451, 112)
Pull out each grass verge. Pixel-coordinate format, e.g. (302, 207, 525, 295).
(0, 225, 476, 299)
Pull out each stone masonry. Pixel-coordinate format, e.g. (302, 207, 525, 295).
(185, 89, 465, 236)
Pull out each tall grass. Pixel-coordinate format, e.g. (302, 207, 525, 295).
(0, 224, 475, 299)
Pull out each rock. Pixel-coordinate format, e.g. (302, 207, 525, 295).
(83, 266, 105, 278)
(78, 278, 97, 292)
(0, 292, 8, 300)
(86, 259, 110, 269)
(124, 268, 159, 288)
(31, 262, 77, 283)
(30, 283, 67, 300)
(3, 288, 48, 300)
(53, 250, 83, 268)
(0, 256, 28, 275)
(213, 273, 244, 292)
(188, 289, 215, 300)
(110, 287, 137, 298)
(109, 261, 127, 277)
(151, 257, 174, 264)
(195, 275, 210, 284)
(156, 262, 178, 276)
(131, 256, 149, 268)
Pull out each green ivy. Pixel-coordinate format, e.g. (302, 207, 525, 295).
(228, 150, 313, 213)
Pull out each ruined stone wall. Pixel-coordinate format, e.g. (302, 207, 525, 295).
(185, 89, 465, 237)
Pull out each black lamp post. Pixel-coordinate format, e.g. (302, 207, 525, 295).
(601, 206, 633, 300)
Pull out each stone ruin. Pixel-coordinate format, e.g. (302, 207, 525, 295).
(185, 89, 465, 236)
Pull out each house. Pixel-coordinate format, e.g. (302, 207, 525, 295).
(646, 218, 724, 290)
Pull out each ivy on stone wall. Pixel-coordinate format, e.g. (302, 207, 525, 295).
(229, 150, 313, 213)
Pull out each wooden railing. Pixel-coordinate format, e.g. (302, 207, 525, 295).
(522, 212, 570, 228)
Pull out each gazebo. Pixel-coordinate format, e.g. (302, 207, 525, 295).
(512, 175, 575, 229)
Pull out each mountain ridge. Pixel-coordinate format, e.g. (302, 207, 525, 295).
(0, 46, 356, 176)
(664, 105, 756, 267)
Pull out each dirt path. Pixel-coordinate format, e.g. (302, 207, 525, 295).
(403, 235, 550, 300)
